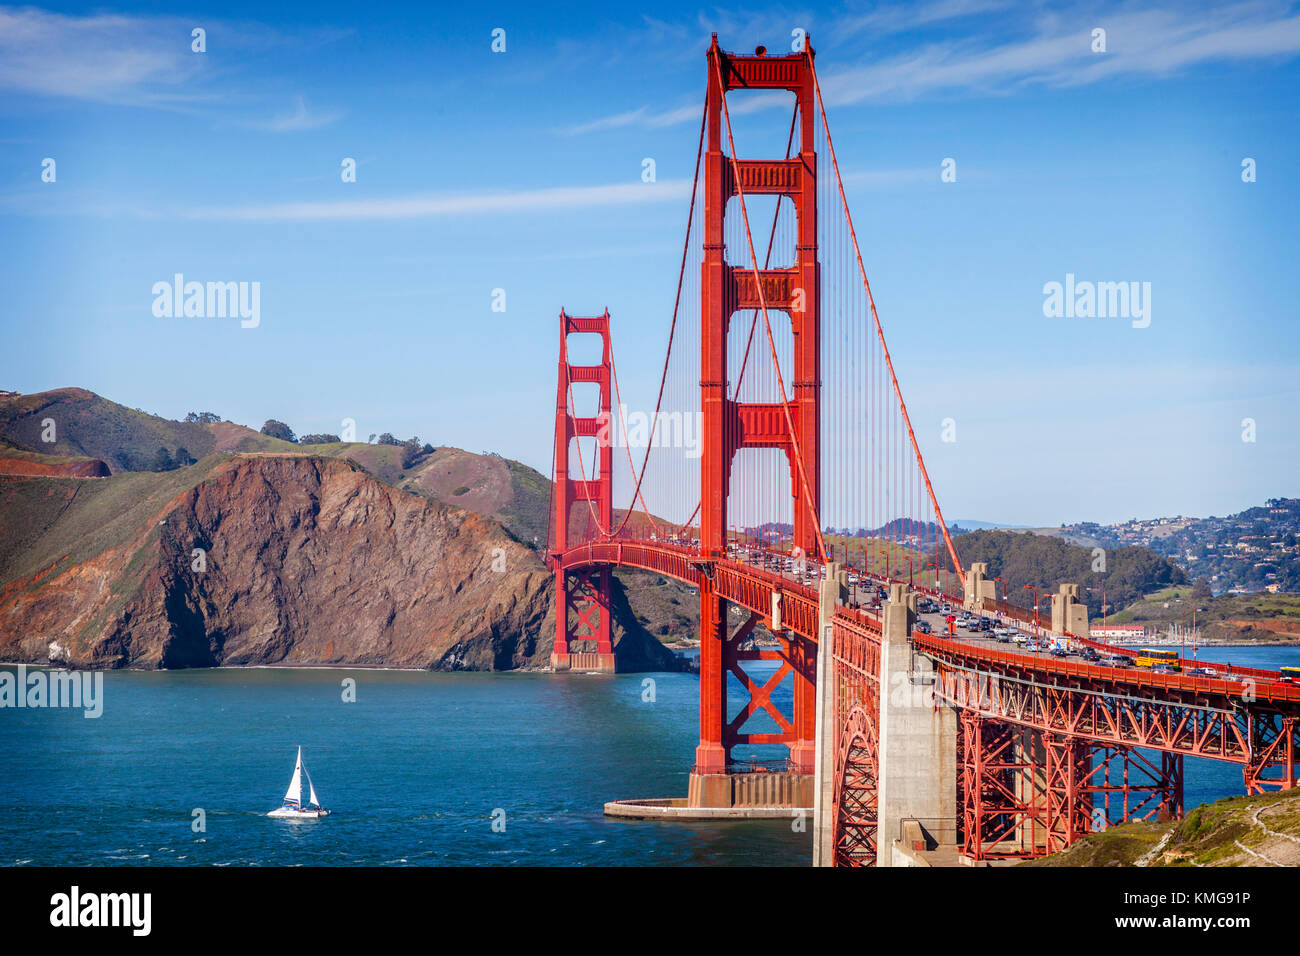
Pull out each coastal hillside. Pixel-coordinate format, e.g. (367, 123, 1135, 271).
(0, 389, 552, 545)
(950, 529, 1186, 618)
(0, 439, 111, 478)
(1107, 584, 1300, 643)
(1022, 786, 1300, 866)
(306, 441, 550, 548)
(0, 387, 261, 470)
(0, 454, 675, 671)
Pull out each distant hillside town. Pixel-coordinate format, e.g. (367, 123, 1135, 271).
(1059, 498, 1300, 596)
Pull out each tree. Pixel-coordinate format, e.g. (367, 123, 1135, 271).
(1191, 577, 1212, 600)
(174, 447, 195, 467)
(376, 432, 402, 446)
(260, 419, 297, 443)
(185, 411, 221, 424)
(299, 433, 341, 445)
(400, 437, 423, 469)
(151, 447, 174, 472)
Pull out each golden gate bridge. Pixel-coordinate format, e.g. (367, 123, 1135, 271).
(544, 36, 1300, 866)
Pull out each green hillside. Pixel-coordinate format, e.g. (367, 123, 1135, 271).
(951, 529, 1186, 617)
(1110, 584, 1300, 641)
(0, 454, 239, 589)
(0, 388, 234, 470)
(0, 388, 553, 548)
(1023, 786, 1300, 866)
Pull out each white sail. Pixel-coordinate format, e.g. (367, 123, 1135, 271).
(283, 746, 303, 805)
(307, 775, 320, 808)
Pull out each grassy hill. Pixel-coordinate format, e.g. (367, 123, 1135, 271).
(822, 533, 930, 580)
(1109, 584, 1300, 641)
(0, 454, 240, 592)
(0, 388, 254, 470)
(1023, 786, 1300, 866)
(0, 388, 553, 546)
(951, 529, 1186, 617)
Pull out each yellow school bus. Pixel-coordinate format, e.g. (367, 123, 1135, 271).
(1135, 648, 1180, 670)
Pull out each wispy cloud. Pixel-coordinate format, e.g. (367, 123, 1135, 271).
(181, 179, 693, 222)
(0, 6, 202, 105)
(0, 5, 348, 126)
(566, 103, 700, 135)
(568, 2, 1300, 132)
(834, 0, 1018, 39)
(821, 5, 1300, 106)
(564, 89, 786, 135)
(252, 95, 342, 132)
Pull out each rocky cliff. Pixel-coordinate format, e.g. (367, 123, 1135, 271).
(0, 455, 675, 672)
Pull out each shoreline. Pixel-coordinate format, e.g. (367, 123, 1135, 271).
(4, 638, 1296, 675)
(0, 660, 563, 674)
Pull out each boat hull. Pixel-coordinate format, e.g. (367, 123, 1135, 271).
(267, 806, 330, 819)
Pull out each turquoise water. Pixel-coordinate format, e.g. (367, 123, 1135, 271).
(0, 666, 809, 866)
(1, 643, 1296, 866)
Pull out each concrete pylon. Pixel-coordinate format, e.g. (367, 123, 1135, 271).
(877, 582, 957, 866)
(962, 562, 996, 611)
(813, 562, 846, 867)
(1050, 583, 1089, 639)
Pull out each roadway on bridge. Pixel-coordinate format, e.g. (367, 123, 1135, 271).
(729, 543, 1273, 687)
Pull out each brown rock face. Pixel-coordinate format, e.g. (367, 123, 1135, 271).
(0, 456, 111, 478)
(0, 456, 676, 672)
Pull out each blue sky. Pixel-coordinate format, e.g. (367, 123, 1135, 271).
(2, 0, 1298, 526)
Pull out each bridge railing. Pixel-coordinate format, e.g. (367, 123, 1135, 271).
(1070, 635, 1281, 681)
(913, 631, 1300, 704)
(549, 537, 1294, 698)
(960, 594, 1286, 682)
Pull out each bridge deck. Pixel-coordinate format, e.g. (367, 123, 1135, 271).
(551, 539, 1300, 708)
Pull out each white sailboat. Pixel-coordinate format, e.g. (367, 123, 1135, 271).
(268, 746, 330, 819)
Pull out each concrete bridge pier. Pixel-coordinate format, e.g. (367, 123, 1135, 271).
(813, 563, 845, 866)
(876, 582, 958, 866)
(962, 562, 996, 612)
(1050, 583, 1089, 640)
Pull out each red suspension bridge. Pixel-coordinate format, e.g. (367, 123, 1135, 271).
(544, 36, 1300, 866)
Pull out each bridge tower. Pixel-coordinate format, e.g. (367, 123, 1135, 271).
(550, 309, 615, 673)
(692, 37, 821, 801)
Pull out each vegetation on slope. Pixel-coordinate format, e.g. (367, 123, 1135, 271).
(1024, 786, 1300, 866)
(0, 389, 554, 548)
(1110, 584, 1300, 641)
(950, 529, 1186, 617)
(0, 388, 236, 471)
(0, 455, 252, 591)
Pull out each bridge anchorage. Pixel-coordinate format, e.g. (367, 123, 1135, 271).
(545, 36, 1300, 863)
